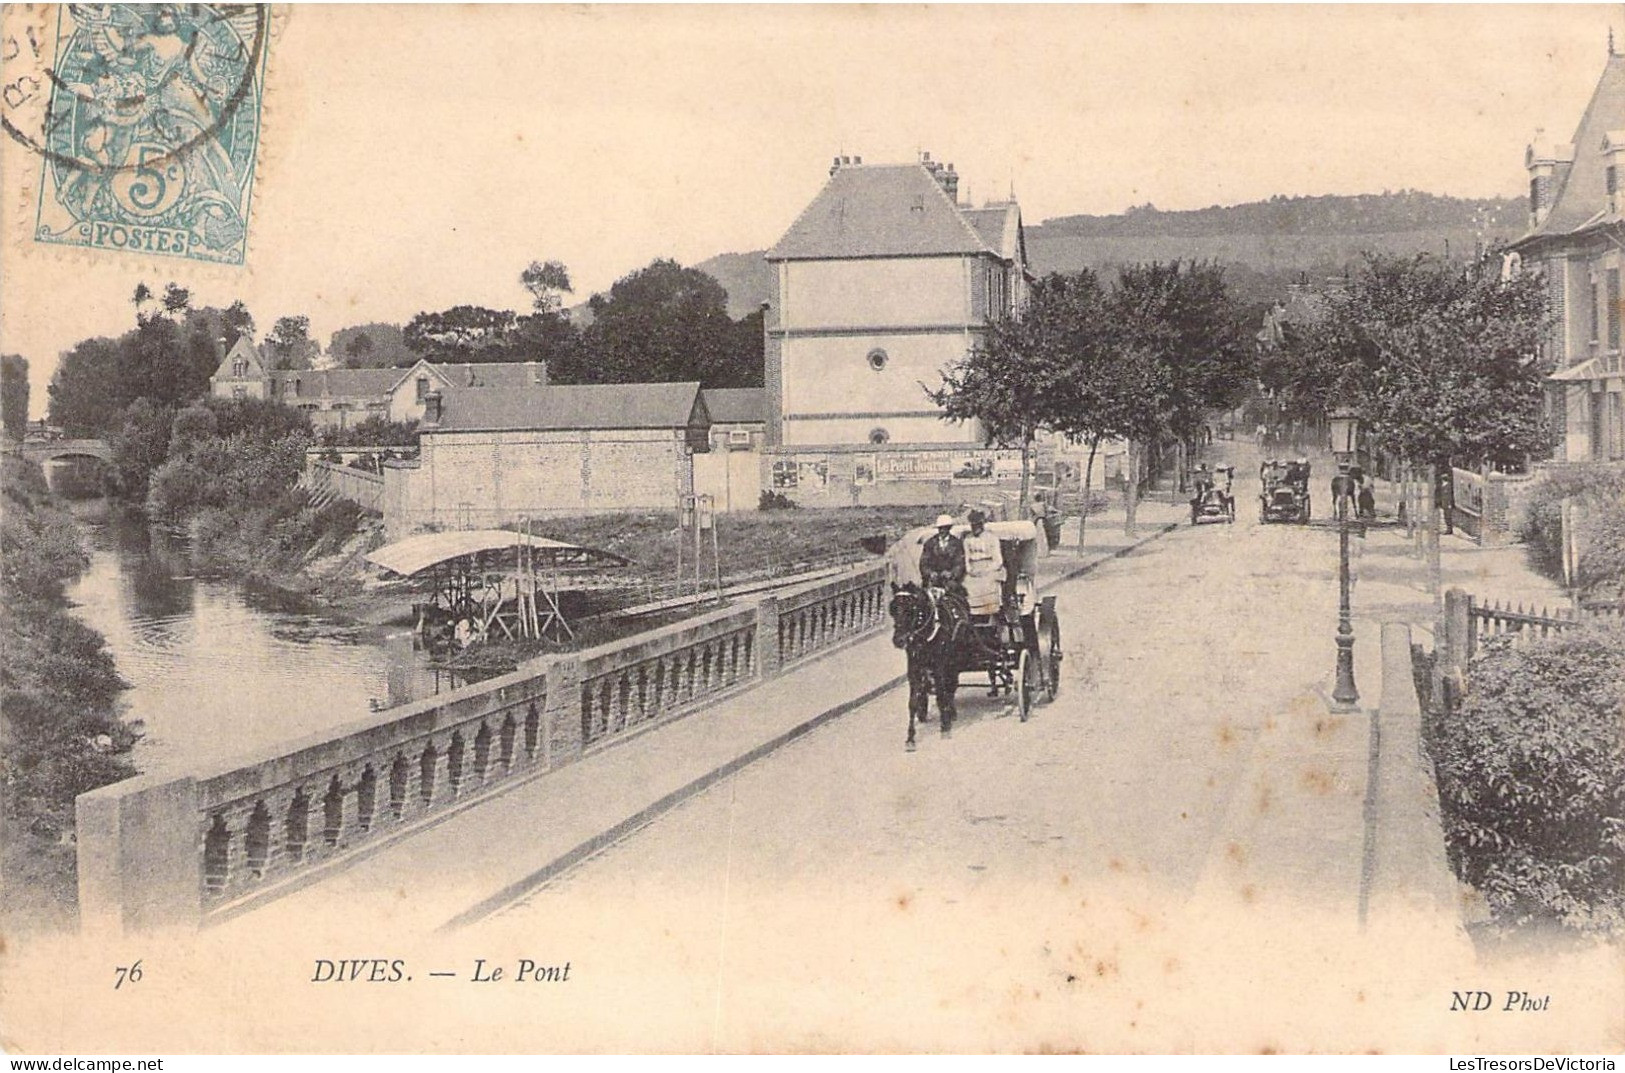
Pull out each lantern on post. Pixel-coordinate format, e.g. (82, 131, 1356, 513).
(1328, 406, 1360, 460)
(1329, 406, 1362, 710)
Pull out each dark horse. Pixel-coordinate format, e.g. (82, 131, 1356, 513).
(888, 582, 969, 751)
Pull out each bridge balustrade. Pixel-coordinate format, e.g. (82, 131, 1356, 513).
(76, 561, 892, 933)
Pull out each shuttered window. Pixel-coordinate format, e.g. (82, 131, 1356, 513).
(1609, 269, 1621, 351)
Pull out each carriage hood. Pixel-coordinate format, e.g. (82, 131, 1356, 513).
(888, 519, 1046, 588)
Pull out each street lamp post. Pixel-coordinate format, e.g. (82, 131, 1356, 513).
(1328, 407, 1361, 710)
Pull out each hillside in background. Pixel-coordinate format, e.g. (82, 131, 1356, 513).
(690, 251, 777, 320)
(691, 191, 1529, 312)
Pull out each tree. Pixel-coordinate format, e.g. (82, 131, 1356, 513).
(110, 398, 175, 500)
(1112, 261, 1253, 488)
(926, 283, 1074, 510)
(1, 355, 29, 440)
(1023, 272, 1169, 545)
(1283, 253, 1550, 470)
(579, 259, 761, 387)
(404, 305, 519, 363)
(47, 338, 124, 436)
(520, 259, 574, 313)
(264, 315, 318, 371)
(161, 283, 192, 319)
(330, 322, 414, 368)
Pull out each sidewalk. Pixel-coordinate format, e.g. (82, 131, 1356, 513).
(210, 497, 1188, 939)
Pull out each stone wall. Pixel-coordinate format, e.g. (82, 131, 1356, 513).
(382, 428, 693, 538)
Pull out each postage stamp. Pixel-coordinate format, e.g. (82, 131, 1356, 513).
(15, 4, 270, 265)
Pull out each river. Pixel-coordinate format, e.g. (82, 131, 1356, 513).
(62, 502, 457, 778)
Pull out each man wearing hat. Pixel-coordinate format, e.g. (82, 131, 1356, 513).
(919, 513, 966, 593)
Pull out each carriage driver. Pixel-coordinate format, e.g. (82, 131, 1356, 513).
(919, 514, 967, 593)
(962, 510, 1006, 616)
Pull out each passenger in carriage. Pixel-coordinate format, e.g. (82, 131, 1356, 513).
(919, 514, 967, 595)
(962, 510, 1006, 617)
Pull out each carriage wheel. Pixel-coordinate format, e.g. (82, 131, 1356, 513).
(1036, 600, 1061, 702)
(1015, 650, 1033, 722)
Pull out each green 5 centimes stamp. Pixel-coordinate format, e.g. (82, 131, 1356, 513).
(18, 4, 270, 265)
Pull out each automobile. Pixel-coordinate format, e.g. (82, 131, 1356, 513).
(1259, 458, 1311, 524)
(1190, 464, 1235, 525)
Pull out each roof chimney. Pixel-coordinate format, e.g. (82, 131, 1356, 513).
(1526, 130, 1576, 228)
(830, 155, 842, 177)
(423, 390, 442, 427)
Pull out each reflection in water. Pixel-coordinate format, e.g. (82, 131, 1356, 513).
(64, 507, 456, 777)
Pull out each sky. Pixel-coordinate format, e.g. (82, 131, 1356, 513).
(0, 3, 1615, 416)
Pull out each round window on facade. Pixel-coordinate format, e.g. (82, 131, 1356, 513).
(869, 427, 890, 445)
(866, 348, 888, 371)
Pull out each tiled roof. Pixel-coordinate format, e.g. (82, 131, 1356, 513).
(1524, 53, 1625, 240)
(700, 388, 765, 424)
(960, 203, 1023, 261)
(425, 362, 548, 390)
(766, 164, 999, 260)
(433, 382, 706, 433)
(269, 367, 401, 399)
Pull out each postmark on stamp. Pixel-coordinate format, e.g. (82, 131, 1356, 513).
(4, 4, 270, 265)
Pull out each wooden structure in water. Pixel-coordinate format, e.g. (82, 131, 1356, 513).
(366, 525, 629, 644)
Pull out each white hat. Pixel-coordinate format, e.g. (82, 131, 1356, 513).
(934, 514, 955, 528)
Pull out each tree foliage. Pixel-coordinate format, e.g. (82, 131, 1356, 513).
(575, 259, 762, 387)
(2, 354, 29, 440)
(330, 322, 415, 368)
(264, 315, 318, 371)
(1281, 253, 1551, 466)
(929, 262, 1250, 482)
(521, 259, 574, 313)
(47, 290, 263, 436)
(1, 456, 134, 915)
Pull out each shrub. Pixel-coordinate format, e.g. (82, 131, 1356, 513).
(1430, 625, 1625, 936)
(1517, 465, 1625, 597)
(759, 489, 798, 510)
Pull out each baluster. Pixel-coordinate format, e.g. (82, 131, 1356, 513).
(598, 677, 613, 736)
(446, 732, 466, 797)
(636, 666, 649, 721)
(356, 766, 377, 832)
(389, 754, 410, 819)
(474, 721, 493, 783)
(244, 799, 272, 878)
(203, 813, 231, 895)
(322, 774, 345, 847)
(284, 787, 311, 865)
(579, 682, 595, 746)
(418, 743, 438, 808)
(500, 714, 517, 771)
(617, 671, 633, 729)
(652, 661, 668, 715)
(700, 645, 714, 695)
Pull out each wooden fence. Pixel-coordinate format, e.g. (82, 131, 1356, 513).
(1431, 587, 1622, 709)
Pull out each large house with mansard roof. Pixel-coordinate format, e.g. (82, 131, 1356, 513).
(758, 152, 1039, 506)
(1512, 43, 1625, 462)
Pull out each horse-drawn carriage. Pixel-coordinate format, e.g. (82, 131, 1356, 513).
(1259, 458, 1312, 524)
(888, 519, 1063, 750)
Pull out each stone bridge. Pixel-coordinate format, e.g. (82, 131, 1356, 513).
(17, 438, 113, 465)
(74, 560, 893, 933)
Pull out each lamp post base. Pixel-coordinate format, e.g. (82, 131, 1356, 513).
(1332, 631, 1360, 710)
